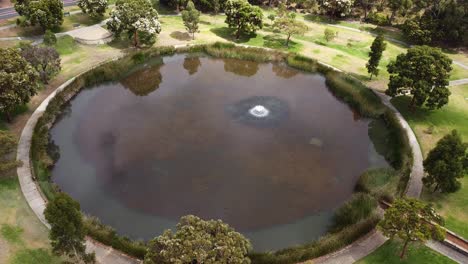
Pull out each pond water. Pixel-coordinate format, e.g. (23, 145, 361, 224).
(50, 54, 387, 251)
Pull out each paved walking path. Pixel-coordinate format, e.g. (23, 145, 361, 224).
(16, 65, 140, 264)
(449, 78, 468, 87)
(12, 21, 467, 264)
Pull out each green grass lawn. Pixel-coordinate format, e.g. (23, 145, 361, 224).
(0, 177, 60, 264)
(357, 240, 456, 264)
(392, 84, 468, 238)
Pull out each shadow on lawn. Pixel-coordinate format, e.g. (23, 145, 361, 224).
(210, 27, 256, 43)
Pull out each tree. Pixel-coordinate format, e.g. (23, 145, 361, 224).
(366, 34, 386, 79)
(20, 45, 61, 84)
(386, 46, 452, 110)
(379, 198, 445, 259)
(225, 0, 263, 39)
(423, 130, 468, 193)
(182, 1, 201, 40)
(273, 13, 308, 47)
(321, 0, 355, 18)
(0, 131, 20, 174)
(78, 0, 108, 19)
(44, 192, 95, 263)
(324, 28, 336, 42)
(107, 0, 162, 47)
(145, 215, 252, 264)
(15, 0, 64, 30)
(43, 29, 57, 45)
(356, 0, 373, 19)
(388, 0, 413, 23)
(0, 48, 40, 122)
(213, 0, 220, 16)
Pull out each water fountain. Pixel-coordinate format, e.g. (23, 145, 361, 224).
(249, 105, 270, 118)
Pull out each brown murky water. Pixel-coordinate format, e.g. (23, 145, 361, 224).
(51, 55, 387, 250)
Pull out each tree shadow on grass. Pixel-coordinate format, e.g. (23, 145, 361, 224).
(170, 31, 191, 41)
(210, 27, 257, 43)
(390, 96, 435, 123)
(303, 14, 339, 24)
(262, 34, 302, 52)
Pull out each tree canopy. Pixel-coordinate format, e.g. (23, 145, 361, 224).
(107, 0, 162, 47)
(182, 1, 201, 39)
(321, 0, 355, 18)
(145, 215, 252, 264)
(273, 12, 308, 47)
(225, 0, 263, 39)
(78, 0, 108, 18)
(423, 130, 468, 193)
(379, 198, 445, 259)
(386, 45, 452, 110)
(0, 48, 40, 122)
(366, 34, 386, 79)
(20, 44, 61, 84)
(44, 192, 95, 263)
(0, 131, 20, 174)
(15, 0, 64, 30)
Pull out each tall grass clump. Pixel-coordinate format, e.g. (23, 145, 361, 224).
(203, 42, 286, 62)
(286, 54, 331, 74)
(249, 214, 380, 264)
(84, 216, 147, 258)
(325, 72, 385, 118)
(331, 193, 377, 231)
(356, 168, 399, 202)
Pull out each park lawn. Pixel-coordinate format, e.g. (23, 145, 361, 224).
(0, 177, 61, 264)
(356, 240, 456, 264)
(392, 84, 468, 238)
(450, 64, 468, 81)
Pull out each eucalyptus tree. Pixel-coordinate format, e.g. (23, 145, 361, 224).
(15, 0, 64, 30)
(78, 0, 108, 18)
(224, 0, 263, 39)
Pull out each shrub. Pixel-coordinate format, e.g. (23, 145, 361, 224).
(43, 30, 57, 45)
(332, 193, 377, 231)
(365, 12, 389, 26)
(324, 28, 336, 42)
(356, 168, 398, 201)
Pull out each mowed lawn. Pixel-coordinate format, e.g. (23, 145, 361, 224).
(357, 240, 456, 264)
(0, 177, 61, 264)
(392, 84, 468, 238)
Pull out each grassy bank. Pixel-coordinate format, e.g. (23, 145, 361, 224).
(392, 85, 468, 238)
(28, 43, 412, 260)
(357, 240, 456, 264)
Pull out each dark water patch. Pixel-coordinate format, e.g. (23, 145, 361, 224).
(50, 55, 387, 251)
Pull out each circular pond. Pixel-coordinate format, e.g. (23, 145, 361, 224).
(50, 54, 387, 251)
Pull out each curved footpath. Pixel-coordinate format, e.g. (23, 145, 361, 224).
(13, 31, 468, 264)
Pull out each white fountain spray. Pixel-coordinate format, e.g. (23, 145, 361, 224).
(249, 105, 270, 118)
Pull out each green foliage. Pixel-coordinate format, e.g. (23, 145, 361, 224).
(0, 48, 40, 122)
(224, 0, 263, 39)
(423, 130, 467, 193)
(379, 198, 445, 259)
(332, 193, 377, 231)
(44, 192, 95, 263)
(324, 28, 336, 42)
(0, 130, 20, 174)
(365, 12, 389, 26)
(388, 0, 412, 22)
(15, 0, 64, 30)
(182, 1, 201, 39)
(20, 44, 61, 84)
(386, 46, 452, 110)
(84, 216, 147, 258)
(78, 0, 108, 18)
(107, 0, 162, 47)
(43, 30, 57, 45)
(1, 224, 23, 244)
(324, 72, 386, 117)
(145, 215, 252, 264)
(356, 168, 399, 201)
(273, 13, 308, 47)
(366, 34, 386, 79)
